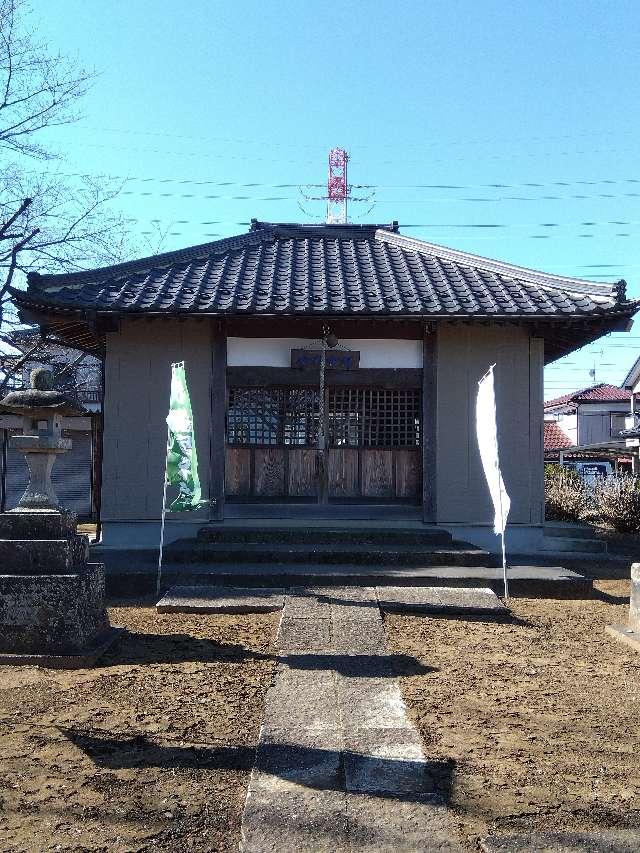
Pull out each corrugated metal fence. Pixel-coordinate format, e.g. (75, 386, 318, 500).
(0, 429, 94, 517)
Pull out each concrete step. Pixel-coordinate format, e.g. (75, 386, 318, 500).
(197, 525, 454, 546)
(163, 540, 492, 567)
(543, 523, 599, 540)
(104, 560, 592, 599)
(156, 584, 509, 618)
(541, 537, 607, 553)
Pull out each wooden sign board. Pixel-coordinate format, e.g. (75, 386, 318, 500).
(291, 349, 360, 370)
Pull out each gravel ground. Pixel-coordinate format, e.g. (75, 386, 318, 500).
(0, 604, 280, 853)
(384, 578, 640, 850)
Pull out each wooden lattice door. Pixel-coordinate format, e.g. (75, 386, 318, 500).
(225, 385, 422, 502)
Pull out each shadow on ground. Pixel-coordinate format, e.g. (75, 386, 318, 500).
(98, 631, 436, 677)
(60, 726, 455, 804)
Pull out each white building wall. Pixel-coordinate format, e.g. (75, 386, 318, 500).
(227, 337, 422, 368)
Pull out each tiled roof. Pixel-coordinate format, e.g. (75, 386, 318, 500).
(14, 221, 635, 319)
(544, 421, 573, 451)
(545, 383, 631, 408)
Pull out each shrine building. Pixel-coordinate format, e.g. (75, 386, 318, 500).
(10, 220, 637, 552)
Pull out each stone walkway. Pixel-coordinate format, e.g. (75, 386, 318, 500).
(239, 586, 467, 852)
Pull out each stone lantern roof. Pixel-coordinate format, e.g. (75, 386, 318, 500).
(0, 367, 86, 417)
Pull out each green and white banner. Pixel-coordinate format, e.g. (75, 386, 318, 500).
(165, 362, 204, 512)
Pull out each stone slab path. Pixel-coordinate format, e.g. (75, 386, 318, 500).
(376, 585, 508, 615)
(156, 586, 285, 613)
(481, 830, 640, 852)
(239, 586, 465, 852)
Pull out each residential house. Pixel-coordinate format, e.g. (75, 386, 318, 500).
(544, 383, 635, 475)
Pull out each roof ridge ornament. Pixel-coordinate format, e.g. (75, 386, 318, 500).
(614, 279, 627, 302)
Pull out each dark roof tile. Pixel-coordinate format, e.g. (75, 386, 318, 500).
(15, 221, 637, 322)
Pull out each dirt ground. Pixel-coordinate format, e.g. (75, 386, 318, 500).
(2, 583, 640, 852)
(384, 578, 640, 850)
(0, 605, 280, 853)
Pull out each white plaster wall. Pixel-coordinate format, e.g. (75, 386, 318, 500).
(227, 337, 422, 368)
(556, 412, 577, 444)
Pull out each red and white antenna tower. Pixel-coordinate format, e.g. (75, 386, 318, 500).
(298, 148, 375, 222)
(327, 147, 349, 224)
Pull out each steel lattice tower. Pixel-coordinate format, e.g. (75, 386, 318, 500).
(326, 147, 349, 224)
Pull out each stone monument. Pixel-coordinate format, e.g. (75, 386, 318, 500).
(0, 368, 121, 666)
(606, 562, 640, 652)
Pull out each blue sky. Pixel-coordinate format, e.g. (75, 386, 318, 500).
(33, 0, 640, 397)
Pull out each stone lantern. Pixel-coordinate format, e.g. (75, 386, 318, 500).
(1, 367, 85, 511)
(606, 562, 640, 652)
(0, 368, 121, 667)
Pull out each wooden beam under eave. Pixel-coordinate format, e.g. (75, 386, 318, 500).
(210, 319, 227, 522)
(422, 324, 438, 523)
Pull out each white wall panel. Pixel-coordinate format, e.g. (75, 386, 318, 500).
(227, 337, 422, 368)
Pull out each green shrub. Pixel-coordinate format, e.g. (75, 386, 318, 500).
(591, 474, 640, 533)
(544, 464, 589, 522)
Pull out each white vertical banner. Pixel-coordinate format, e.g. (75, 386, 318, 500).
(476, 364, 511, 599)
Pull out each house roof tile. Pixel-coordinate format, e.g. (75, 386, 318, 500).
(545, 383, 631, 408)
(544, 421, 573, 451)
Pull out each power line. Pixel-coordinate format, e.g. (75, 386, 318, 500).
(25, 167, 640, 194)
(114, 214, 640, 233)
(80, 124, 635, 150)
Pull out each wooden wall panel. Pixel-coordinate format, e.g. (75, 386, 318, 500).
(328, 448, 359, 497)
(395, 448, 421, 498)
(225, 448, 251, 496)
(253, 448, 285, 496)
(288, 448, 317, 496)
(361, 449, 393, 497)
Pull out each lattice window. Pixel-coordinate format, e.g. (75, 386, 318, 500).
(228, 387, 320, 446)
(283, 388, 320, 446)
(227, 388, 283, 445)
(328, 388, 421, 448)
(227, 386, 421, 448)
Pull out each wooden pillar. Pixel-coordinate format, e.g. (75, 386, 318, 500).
(422, 324, 438, 523)
(210, 320, 227, 521)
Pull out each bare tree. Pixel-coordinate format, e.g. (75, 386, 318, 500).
(0, 0, 128, 392)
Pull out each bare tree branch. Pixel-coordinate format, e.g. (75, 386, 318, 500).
(0, 0, 128, 395)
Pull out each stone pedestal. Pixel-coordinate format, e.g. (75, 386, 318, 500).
(0, 511, 122, 667)
(10, 434, 71, 511)
(606, 562, 640, 653)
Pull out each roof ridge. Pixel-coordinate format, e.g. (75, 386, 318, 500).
(378, 229, 625, 301)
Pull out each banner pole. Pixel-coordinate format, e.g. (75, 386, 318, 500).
(500, 529, 509, 601)
(156, 419, 171, 597)
(492, 364, 509, 602)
